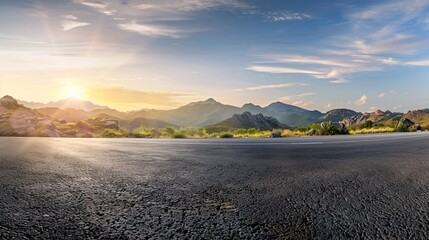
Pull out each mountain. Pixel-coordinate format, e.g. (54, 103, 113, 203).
(262, 102, 323, 126)
(207, 111, 289, 130)
(265, 102, 322, 118)
(30, 98, 325, 127)
(342, 110, 402, 126)
(320, 109, 361, 122)
(15, 96, 429, 130)
(20, 98, 108, 111)
(141, 98, 242, 127)
(36, 107, 91, 121)
(402, 110, 429, 126)
(35, 107, 127, 122)
(119, 118, 177, 132)
(241, 103, 265, 113)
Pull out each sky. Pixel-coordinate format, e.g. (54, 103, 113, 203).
(1, 0, 429, 112)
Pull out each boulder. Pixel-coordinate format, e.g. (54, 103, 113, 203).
(271, 131, 282, 138)
(0, 95, 20, 109)
(415, 124, 422, 131)
(397, 118, 415, 128)
(320, 122, 348, 134)
(307, 129, 317, 136)
(104, 119, 119, 130)
(342, 115, 368, 126)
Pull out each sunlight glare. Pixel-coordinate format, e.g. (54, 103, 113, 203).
(66, 86, 84, 99)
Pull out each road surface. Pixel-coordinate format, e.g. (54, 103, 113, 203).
(1, 132, 429, 239)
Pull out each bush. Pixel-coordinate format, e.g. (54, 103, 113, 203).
(208, 133, 220, 138)
(320, 121, 336, 135)
(205, 126, 229, 134)
(362, 120, 373, 129)
(76, 120, 93, 132)
(100, 129, 127, 138)
(160, 127, 176, 137)
(220, 132, 234, 138)
(173, 133, 187, 138)
(396, 124, 410, 132)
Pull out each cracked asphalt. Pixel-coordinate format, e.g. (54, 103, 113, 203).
(1, 132, 429, 239)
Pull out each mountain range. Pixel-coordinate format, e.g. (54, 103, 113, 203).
(19, 98, 109, 112)
(207, 111, 290, 131)
(11, 96, 429, 130)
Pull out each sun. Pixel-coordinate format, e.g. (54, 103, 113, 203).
(65, 86, 84, 99)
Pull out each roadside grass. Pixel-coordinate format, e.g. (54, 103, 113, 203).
(84, 121, 425, 139)
(349, 127, 397, 135)
(281, 129, 308, 137)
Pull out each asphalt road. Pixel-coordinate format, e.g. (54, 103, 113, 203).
(1, 132, 429, 239)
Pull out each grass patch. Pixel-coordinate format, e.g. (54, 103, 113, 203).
(349, 127, 396, 134)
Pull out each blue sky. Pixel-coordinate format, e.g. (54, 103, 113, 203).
(1, 0, 429, 111)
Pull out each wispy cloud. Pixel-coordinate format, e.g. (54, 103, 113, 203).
(168, 0, 249, 11)
(326, 69, 341, 79)
(73, 0, 116, 16)
(240, 83, 306, 91)
(247, 66, 322, 75)
(405, 60, 429, 66)
(271, 55, 351, 68)
(61, 15, 90, 31)
(265, 12, 311, 22)
(246, 0, 429, 85)
(117, 21, 183, 38)
(244, 10, 311, 22)
(279, 92, 316, 101)
(355, 94, 368, 106)
(278, 93, 316, 108)
(330, 78, 349, 84)
(72, 0, 249, 38)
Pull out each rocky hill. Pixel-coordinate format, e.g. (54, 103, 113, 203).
(402, 110, 429, 126)
(20, 98, 108, 111)
(207, 112, 289, 130)
(0, 96, 60, 137)
(320, 109, 362, 123)
(342, 110, 402, 126)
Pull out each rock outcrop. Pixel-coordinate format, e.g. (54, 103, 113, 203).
(397, 118, 415, 129)
(320, 122, 348, 134)
(209, 112, 289, 130)
(0, 96, 60, 137)
(342, 110, 402, 126)
(320, 109, 361, 123)
(0, 95, 21, 110)
(341, 115, 368, 126)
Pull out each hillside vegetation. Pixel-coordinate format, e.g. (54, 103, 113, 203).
(2, 95, 429, 138)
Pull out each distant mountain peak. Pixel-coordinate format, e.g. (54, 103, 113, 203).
(209, 111, 289, 130)
(203, 98, 217, 104)
(269, 101, 287, 106)
(19, 98, 109, 112)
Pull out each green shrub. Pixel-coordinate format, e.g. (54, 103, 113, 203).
(160, 127, 176, 137)
(220, 132, 234, 138)
(396, 124, 410, 132)
(205, 126, 229, 134)
(173, 133, 187, 138)
(362, 120, 373, 129)
(320, 121, 335, 135)
(208, 133, 220, 138)
(101, 129, 119, 138)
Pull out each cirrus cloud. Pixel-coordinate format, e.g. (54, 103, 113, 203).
(355, 94, 368, 106)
